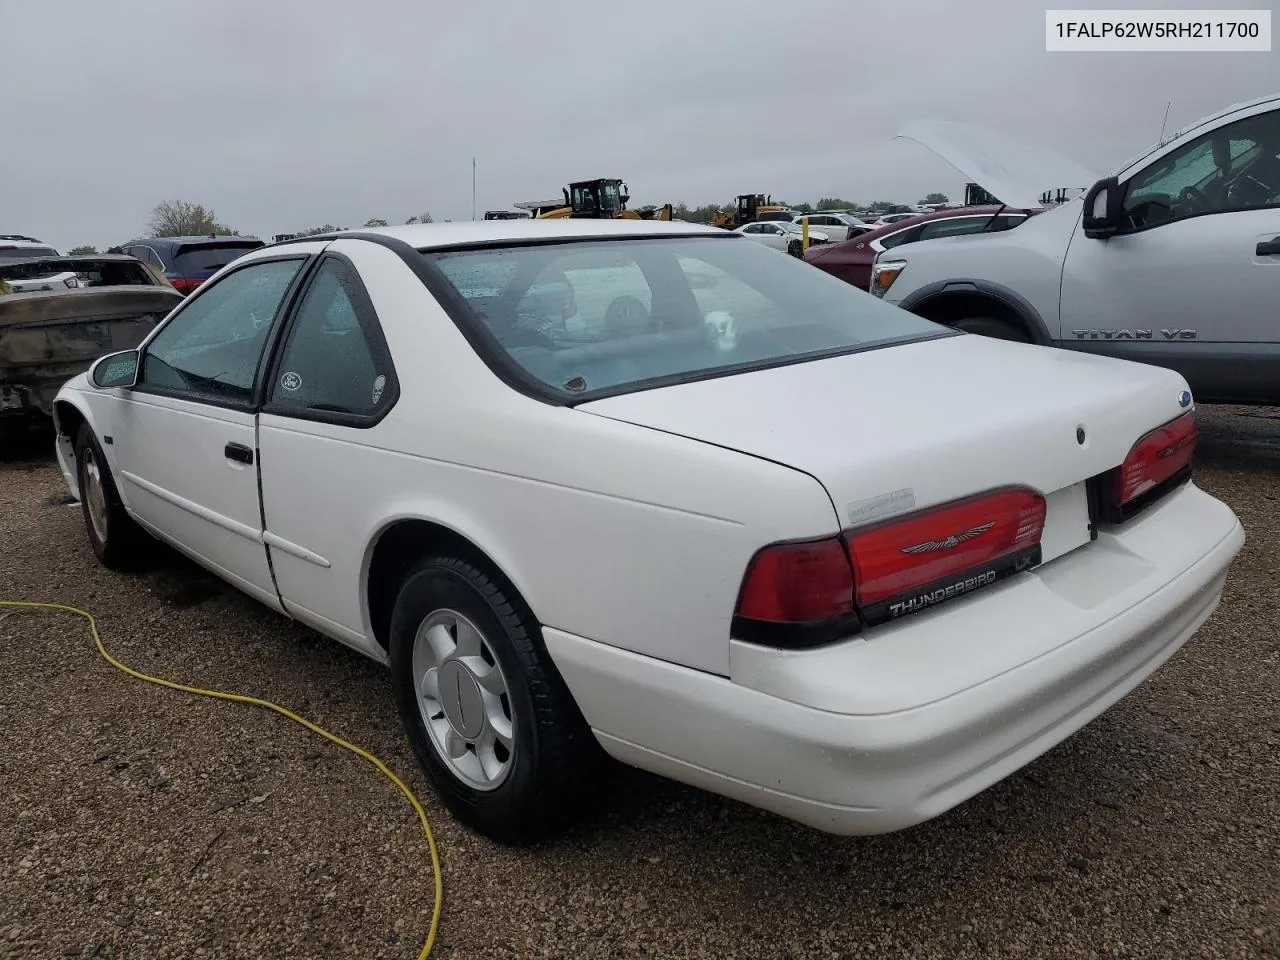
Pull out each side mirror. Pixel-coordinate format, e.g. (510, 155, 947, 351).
(1082, 176, 1122, 239)
(90, 349, 140, 389)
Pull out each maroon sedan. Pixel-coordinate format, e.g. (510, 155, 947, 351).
(803, 205, 1037, 291)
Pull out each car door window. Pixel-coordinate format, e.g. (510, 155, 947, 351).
(917, 217, 990, 240)
(140, 258, 303, 404)
(266, 256, 397, 422)
(1123, 108, 1280, 229)
(878, 226, 919, 249)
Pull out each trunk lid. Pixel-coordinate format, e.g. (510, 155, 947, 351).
(579, 335, 1191, 557)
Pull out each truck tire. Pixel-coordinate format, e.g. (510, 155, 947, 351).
(951, 317, 1032, 343)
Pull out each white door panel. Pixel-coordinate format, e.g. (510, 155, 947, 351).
(254, 251, 400, 657)
(257, 417, 382, 655)
(113, 393, 279, 607)
(1063, 202, 1280, 345)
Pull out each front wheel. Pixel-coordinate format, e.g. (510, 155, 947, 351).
(388, 555, 597, 843)
(74, 424, 147, 569)
(787, 239, 804, 258)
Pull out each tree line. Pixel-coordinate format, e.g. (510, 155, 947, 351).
(65, 202, 436, 254)
(65, 193, 951, 253)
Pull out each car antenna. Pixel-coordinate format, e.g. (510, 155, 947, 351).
(1157, 100, 1172, 147)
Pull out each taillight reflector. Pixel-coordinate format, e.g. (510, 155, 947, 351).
(735, 538, 854, 624)
(1116, 410, 1197, 506)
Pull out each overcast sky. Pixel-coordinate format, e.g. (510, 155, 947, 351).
(5, 0, 1276, 250)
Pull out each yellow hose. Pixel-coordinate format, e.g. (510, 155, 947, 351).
(0, 600, 442, 959)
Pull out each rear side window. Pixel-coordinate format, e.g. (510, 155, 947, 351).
(266, 257, 397, 422)
(426, 235, 946, 399)
(173, 242, 265, 274)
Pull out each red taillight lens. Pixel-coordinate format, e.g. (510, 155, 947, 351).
(735, 538, 854, 624)
(1115, 410, 1196, 506)
(733, 488, 1048, 647)
(171, 277, 201, 295)
(847, 487, 1046, 621)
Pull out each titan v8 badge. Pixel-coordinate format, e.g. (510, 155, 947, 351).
(1071, 328, 1197, 340)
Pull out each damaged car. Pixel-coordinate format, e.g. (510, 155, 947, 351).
(0, 254, 183, 439)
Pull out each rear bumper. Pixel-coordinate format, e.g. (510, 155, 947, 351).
(0, 378, 71, 420)
(546, 486, 1243, 834)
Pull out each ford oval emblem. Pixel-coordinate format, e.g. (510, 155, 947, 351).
(1178, 390, 1192, 408)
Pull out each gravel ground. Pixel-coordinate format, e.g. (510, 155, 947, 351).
(1, 408, 1277, 960)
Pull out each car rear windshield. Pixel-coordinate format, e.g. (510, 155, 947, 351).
(423, 234, 947, 400)
(172, 242, 264, 273)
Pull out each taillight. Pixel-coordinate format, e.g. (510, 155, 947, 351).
(847, 488, 1045, 626)
(170, 277, 201, 295)
(732, 538, 857, 647)
(732, 487, 1047, 647)
(1102, 410, 1196, 522)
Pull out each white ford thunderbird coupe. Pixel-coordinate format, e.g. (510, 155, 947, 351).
(51, 219, 1244, 842)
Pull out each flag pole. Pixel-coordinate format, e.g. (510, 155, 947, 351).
(472, 157, 476, 220)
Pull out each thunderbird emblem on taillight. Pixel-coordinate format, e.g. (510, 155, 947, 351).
(900, 520, 996, 554)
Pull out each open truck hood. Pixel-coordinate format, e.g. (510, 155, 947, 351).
(579, 334, 1191, 549)
(897, 119, 1100, 210)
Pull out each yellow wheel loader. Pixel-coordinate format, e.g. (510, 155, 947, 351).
(711, 193, 790, 230)
(531, 180, 672, 221)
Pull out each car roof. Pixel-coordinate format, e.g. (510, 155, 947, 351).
(1115, 91, 1280, 174)
(264, 218, 724, 252)
(0, 253, 143, 269)
(122, 236, 266, 250)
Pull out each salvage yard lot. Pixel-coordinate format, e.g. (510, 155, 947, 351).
(2, 408, 1278, 960)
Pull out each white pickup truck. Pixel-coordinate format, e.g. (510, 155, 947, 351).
(872, 93, 1280, 405)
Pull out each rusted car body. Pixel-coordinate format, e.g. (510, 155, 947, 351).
(0, 255, 182, 436)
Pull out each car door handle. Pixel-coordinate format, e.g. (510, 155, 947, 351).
(224, 442, 254, 465)
(1257, 237, 1280, 256)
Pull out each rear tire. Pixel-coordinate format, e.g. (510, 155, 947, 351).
(951, 316, 1032, 343)
(74, 424, 148, 570)
(389, 555, 597, 844)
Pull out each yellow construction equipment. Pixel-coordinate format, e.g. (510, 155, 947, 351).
(711, 194, 790, 230)
(530, 179, 672, 221)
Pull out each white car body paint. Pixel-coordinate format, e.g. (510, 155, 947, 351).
(52, 217, 1244, 836)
